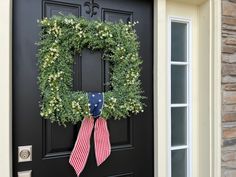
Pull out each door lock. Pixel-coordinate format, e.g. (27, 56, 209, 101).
(18, 170, 32, 177)
(20, 149, 30, 159)
(18, 145, 32, 162)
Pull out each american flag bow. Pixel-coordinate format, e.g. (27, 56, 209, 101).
(69, 92, 111, 176)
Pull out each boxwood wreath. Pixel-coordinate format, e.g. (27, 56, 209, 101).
(37, 15, 144, 126)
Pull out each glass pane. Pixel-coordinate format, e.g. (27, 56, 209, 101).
(171, 107, 187, 146)
(171, 65, 187, 104)
(171, 22, 187, 61)
(172, 149, 187, 177)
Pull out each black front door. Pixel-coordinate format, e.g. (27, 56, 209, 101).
(13, 0, 153, 176)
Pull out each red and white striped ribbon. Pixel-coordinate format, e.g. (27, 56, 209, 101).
(94, 117, 111, 166)
(69, 117, 111, 176)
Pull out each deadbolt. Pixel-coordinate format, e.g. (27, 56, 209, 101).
(18, 145, 32, 162)
(19, 149, 30, 159)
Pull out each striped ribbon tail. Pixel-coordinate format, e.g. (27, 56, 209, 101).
(69, 117, 94, 176)
(94, 117, 111, 166)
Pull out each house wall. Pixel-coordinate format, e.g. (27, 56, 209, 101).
(222, 1, 236, 177)
(0, 0, 221, 177)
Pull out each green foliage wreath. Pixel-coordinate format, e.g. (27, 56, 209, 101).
(37, 15, 144, 125)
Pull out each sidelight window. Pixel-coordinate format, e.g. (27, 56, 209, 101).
(168, 18, 192, 177)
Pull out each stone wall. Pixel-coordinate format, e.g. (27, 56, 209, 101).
(222, 1, 236, 176)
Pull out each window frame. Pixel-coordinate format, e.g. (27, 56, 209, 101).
(168, 16, 192, 177)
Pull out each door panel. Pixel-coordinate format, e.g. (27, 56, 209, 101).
(43, 1, 81, 17)
(13, 0, 153, 176)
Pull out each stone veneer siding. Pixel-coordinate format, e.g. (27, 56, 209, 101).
(222, 1, 236, 176)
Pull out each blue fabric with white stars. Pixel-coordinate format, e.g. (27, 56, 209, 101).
(88, 92, 104, 118)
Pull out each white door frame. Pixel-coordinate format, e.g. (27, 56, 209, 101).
(0, 0, 12, 177)
(0, 0, 221, 177)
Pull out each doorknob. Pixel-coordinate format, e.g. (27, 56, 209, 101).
(18, 170, 32, 177)
(18, 145, 32, 162)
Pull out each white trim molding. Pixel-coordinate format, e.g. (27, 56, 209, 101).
(0, 0, 12, 177)
(210, 0, 222, 176)
(154, 0, 168, 177)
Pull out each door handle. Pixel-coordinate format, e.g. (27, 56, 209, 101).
(18, 170, 32, 177)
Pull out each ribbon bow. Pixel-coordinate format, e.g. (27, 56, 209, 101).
(69, 93, 111, 176)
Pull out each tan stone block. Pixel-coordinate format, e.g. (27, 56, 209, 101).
(223, 105, 236, 113)
(222, 144, 236, 151)
(222, 45, 236, 54)
(222, 53, 236, 63)
(224, 84, 236, 91)
(223, 127, 236, 139)
(223, 113, 236, 122)
(223, 24, 236, 31)
(223, 122, 236, 128)
(222, 64, 236, 76)
(222, 30, 236, 38)
(223, 91, 236, 104)
(222, 160, 236, 169)
(222, 169, 236, 177)
(223, 1, 236, 17)
(224, 38, 236, 45)
(222, 151, 236, 161)
(223, 17, 236, 26)
(222, 76, 236, 83)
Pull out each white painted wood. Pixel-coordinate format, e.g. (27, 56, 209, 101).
(171, 145, 188, 150)
(155, 0, 168, 177)
(171, 61, 188, 65)
(171, 104, 188, 107)
(0, 0, 12, 177)
(168, 17, 192, 177)
(211, 1, 222, 177)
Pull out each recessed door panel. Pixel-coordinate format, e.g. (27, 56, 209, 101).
(102, 8, 134, 150)
(42, 1, 81, 159)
